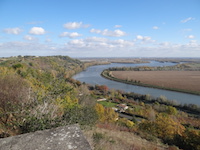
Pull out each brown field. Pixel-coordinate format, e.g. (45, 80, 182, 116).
(111, 71, 200, 93)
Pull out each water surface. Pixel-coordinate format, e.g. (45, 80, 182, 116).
(73, 61, 200, 105)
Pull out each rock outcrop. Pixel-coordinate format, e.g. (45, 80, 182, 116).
(0, 124, 91, 150)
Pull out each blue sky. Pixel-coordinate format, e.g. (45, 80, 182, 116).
(0, 0, 200, 57)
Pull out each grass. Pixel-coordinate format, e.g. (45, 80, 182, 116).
(98, 101, 117, 107)
(83, 126, 176, 150)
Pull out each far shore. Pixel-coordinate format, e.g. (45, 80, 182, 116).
(101, 70, 200, 95)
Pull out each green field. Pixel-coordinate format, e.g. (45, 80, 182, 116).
(98, 101, 117, 107)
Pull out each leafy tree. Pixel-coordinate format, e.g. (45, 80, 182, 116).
(166, 106, 178, 115)
(95, 103, 118, 123)
(139, 113, 185, 140)
(95, 103, 105, 122)
(118, 118, 135, 128)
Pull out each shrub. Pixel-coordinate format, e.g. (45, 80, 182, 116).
(0, 75, 30, 133)
(12, 63, 23, 69)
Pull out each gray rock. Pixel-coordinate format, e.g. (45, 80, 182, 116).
(0, 125, 91, 150)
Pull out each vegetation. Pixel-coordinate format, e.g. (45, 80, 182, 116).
(0, 56, 97, 136)
(0, 56, 199, 150)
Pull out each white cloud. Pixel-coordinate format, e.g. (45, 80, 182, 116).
(0, 38, 200, 57)
(187, 35, 195, 39)
(65, 37, 134, 51)
(181, 17, 195, 23)
(187, 40, 198, 47)
(3, 27, 23, 35)
(153, 26, 159, 30)
(63, 22, 90, 29)
(59, 32, 82, 38)
(136, 35, 143, 40)
(114, 25, 122, 28)
(102, 29, 126, 37)
(90, 28, 101, 34)
(90, 28, 126, 37)
(144, 37, 151, 41)
(68, 39, 85, 46)
(159, 42, 170, 46)
(0, 41, 59, 57)
(23, 35, 37, 41)
(136, 35, 154, 43)
(85, 37, 107, 43)
(29, 27, 45, 35)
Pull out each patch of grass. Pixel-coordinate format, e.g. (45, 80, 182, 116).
(93, 132, 105, 143)
(83, 127, 170, 150)
(98, 101, 117, 107)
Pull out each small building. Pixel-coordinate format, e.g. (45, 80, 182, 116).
(97, 98, 107, 102)
(117, 104, 128, 112)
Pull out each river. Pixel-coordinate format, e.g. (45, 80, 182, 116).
(73, 61, 200, 106)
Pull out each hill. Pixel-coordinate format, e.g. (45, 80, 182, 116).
(0, 56, 199, 150)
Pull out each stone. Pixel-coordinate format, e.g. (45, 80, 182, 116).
(0, 124, 91, 150)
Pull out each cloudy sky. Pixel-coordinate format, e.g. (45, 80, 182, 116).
(0, 0, 200, 57)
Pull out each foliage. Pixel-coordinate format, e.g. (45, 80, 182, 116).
(95, 103, 118, 123)
(12, 63, 23, 69)
(118, 118, 135, 128)
(166, 106, 178, 115)
(166, 129, 200, 150)
(0, 74, 31, 134)
(139, 113, 185, 140)
(0, 56, 97, 136)
(62, 106, 98, 127)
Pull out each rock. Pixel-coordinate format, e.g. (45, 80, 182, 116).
(0, 124, 91, 150)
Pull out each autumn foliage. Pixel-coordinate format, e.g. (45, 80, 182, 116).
(95, 103, 118, 123)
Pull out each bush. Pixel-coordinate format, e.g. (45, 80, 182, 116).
(0, 75, 30, 133)
(62, 106, 98, 127)
(12, 63, 23, 69)
(20, 116, 61, 133)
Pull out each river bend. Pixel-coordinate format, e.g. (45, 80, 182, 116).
(73, 61, 200, 105)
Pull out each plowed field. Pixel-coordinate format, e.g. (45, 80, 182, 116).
(112, 71, 200, 93)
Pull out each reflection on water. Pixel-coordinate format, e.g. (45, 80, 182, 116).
(73, 61, 200, 105)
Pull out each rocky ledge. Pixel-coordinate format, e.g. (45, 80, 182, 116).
(0, 124, 91, 150)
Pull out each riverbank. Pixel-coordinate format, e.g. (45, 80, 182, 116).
(101, 70, 200, 95)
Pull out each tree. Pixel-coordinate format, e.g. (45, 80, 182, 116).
(95, 103, 105, 122)
(166, 106, 178, 115)
(104, 107, 118, 123)
(139, 113, 185, 140)
(95, 103, 118, 123)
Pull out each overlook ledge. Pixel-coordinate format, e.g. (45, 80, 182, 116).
(0, 124, 91, 150)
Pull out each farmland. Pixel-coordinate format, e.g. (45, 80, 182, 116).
(109, 71, 200, 94)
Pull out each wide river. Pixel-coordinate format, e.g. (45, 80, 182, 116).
(73, 61, 200, 106)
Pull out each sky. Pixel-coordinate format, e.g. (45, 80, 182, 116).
(0, 0, 200, 58)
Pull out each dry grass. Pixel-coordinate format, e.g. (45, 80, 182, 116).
(83, 127, 174, 150)
(112, 71, 200, 93)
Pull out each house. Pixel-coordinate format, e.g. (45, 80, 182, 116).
(117, 104, 128, 112)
